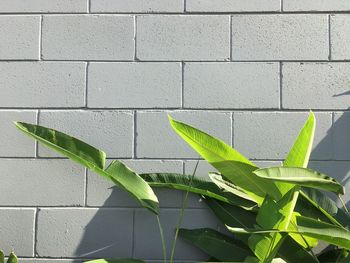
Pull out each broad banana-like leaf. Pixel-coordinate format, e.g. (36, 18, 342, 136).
(0, 251, 4, 263)
(179, 228, 252, 261)
(229, 216, 350, 250)
(6, 253, 17, 263)
(254, 167, 344, 195)
(168, 116, 282, 203)
(15, 121, 106, 170)
(15, 122, 159, 214)
(140, 173, 257, 210)
(105, 161, 159, 214)
(205, 198, 317, 263)
(85, 259, 145, 263)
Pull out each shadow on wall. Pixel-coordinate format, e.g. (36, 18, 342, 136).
(73, 96, 350, 261)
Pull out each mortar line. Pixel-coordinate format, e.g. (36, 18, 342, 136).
(134, 16, 138, 61)
(328, 14, 332, 60)
(133, 111, 137, 158)
(279, 62, 283, 109)
(184, 0, 187, 12)
(132, 209, 136, 257)
(39, 15, 43, 60)
(331, 112, 335, 160)
(3, 59, 350, 62)
(84, 168, 88, 207)
(85, 62, 89, 108)
(229, 15, 233, 61)
(34, 207, 39, 257)
(181, 62, 185, 108)
(280, 0, 284, 12)
(88, 0, 91, 13)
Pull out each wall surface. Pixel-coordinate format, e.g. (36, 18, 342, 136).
(0, 0, 350, 262)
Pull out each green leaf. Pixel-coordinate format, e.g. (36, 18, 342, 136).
(84, 259, 145, 263)
(317, 248, 349, 263)
(168, 116, 282, 203)
(284, 112, 315, 168)
(105, 161, 159, 214)
(140, 173, 256, 210)
(179, 228, 252, 261)
(0, 251, 4, 263)
(254, 167, 344, 195)
(15, 122, 159, 214)
(229, 216, 350, 250)
(15, 122, 106, 170)
(6, 253, 17, 263)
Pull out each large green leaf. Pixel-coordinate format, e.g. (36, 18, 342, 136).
(228, 216, 350, 250)
(15, 122, 106, 170)
(168, 116, 282, 203)
(6, 253, 17, 263)
(15, 122, 159, 214)
(179, 228, 252, 261)
(105, 161, 159, 214)
(254, 167, 344, 195)
(0, 251, 4, 263)
(140, 173, 256, 210)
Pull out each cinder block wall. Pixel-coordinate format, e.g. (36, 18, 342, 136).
(0, 1, 350, 262)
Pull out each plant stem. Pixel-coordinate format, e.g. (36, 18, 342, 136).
(156, 215, 167, 263)
(338, 195, 349, 213)
(169, 159, 200, 263)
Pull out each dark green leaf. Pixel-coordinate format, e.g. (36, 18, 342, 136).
(6, 253, 17, 263)
(179, 228, 252, 261)
(84, 259, 146, 263)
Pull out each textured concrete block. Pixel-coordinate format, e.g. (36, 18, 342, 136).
(91, 0, 183, 12)
(187, 0, 280, 12)
(0, 62, 85, 108)
(0, 111, 36, 157)
(0, 208, 35, 256)
(137, 111, 232, 158)
(42, 15, 134, 60)
(37, 208, 133, 258)
(333, 112, 350, 160)
(87, 160, 184, 207)
(0, 159, 84, 206)
(0, 16, 39, 59)
(283, 63, 350, 110)
(331, 15, 350, 60)
(231, 15, 329, 60)
(134, 208, 220, 260)
(137, 15, 230, 61)
(234, 112, 332, 160)
(284, 0, 350, 11)
(88, 62, 182, 108)
(39, 111, 133, 158)
(0, 0, 87, 13)
(184, 62, 279, 109)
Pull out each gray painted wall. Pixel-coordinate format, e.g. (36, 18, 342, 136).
(0, 0, 349, 262)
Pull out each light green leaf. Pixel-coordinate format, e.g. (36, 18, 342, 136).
(15, 122, 106, 170)
(105, 161, 159, 214)
(254, 167, 344, 195)
(84, 259, 145, 263)
(168, 116, 281, 203)
(15, 122, 159, 214)
(0, 251, 4, 263)
(179, 228, 252, 261)
(284, 112, 315, 168)
(140, 173, 256, 210)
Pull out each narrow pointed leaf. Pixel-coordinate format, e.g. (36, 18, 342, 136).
(169, 116, 282, 203)
(140, 173, 256, 210)
(15, 122, 106, 170)
(284, 112, 315, 168)
(254, 167, 344, 195)
(179, 228, 252, 261)
(105, 161, 159, 214)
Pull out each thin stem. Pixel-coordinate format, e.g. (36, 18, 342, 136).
(156, 215, 167, 263)
(169, 159, 200, 263)
(338, 195, 349, 213)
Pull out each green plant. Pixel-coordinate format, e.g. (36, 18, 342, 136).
(15, 112, 350, 263)
(0, 251, 18, 263)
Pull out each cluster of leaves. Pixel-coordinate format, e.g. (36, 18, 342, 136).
(15, 112, 350, 263)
